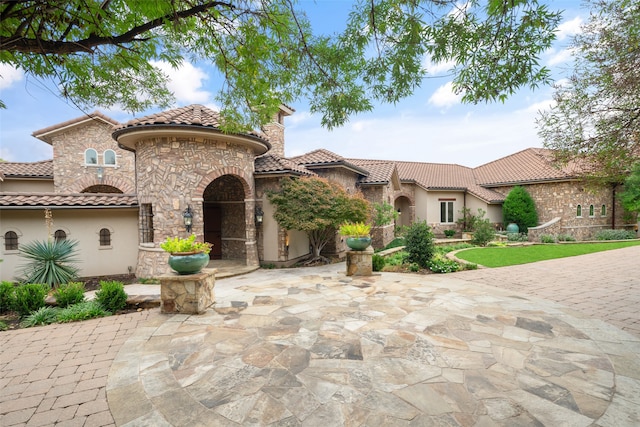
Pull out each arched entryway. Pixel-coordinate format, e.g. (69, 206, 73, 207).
(203, 175, 247, 261)
(394, 195, 412, 228)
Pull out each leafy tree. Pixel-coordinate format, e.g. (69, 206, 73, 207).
(619, 163, 640, 215)
(404, 221, 435, 268)
(1, 1, 561, 128)
(372, 202, 399, 226)
(538, 0, 640, 182)
(267, 177, 369, 259)
(502, 186, 538, 233)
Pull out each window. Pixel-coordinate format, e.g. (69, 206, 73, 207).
(85, 148, 97, 165)
(601, 204, 606, 216)
(104, 149, 116, 165)
(576, 205, 582, 217)
(4, 231, 18, 250)
(141, 204, 154, 243)
(54, 229, 66, 242)
(440, 201, 454, 223)
(589, 204, 595, 217)
(99, 228, 111, 246)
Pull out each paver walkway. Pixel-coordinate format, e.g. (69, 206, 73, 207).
(0, 246, 638, 426)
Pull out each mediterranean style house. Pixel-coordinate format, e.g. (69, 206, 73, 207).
(0, 105, 636, 282)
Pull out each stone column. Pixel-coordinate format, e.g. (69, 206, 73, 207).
(244, 198, 260, 266)
(346, 247, 374, 276)
(159, 268, 216, 314)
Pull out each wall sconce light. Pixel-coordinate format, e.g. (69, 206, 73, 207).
(397, 208, 401, 215)
(96, 167, 104, 181)
(255, 206, 264, 225)
(183, 205, 193, 233)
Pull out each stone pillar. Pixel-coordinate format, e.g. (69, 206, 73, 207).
(346, 248, 374, 276)
(159, 268, 216, 314)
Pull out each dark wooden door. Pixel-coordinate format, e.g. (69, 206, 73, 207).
(204, 205, 222, 259)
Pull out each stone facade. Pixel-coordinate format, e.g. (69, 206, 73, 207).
(371, 224, 395, 249)
(50, 120, 135, 194)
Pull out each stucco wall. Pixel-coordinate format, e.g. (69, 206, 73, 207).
(50, 120, 135, 194)
(1, 208, 138, 282)
(0, 179, 54, 193)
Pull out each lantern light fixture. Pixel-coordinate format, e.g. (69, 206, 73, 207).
(183, 205, 193, 233)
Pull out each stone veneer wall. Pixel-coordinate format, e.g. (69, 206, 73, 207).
(133, 136, 258, 277)
(491, 181, 628, 240)
(51, 120, 135, 194)
(371, 224, 395, 249)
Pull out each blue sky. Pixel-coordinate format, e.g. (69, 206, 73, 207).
(0, 1, 584, 167)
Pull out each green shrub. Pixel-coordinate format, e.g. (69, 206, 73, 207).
(384, 251, 407, 266)
(57, 301, 111, 322)
(409, 263, 420, 272)
(471, 220, 496, 247)
(17, 239, 80, 288)
(404, 221, 435, 268)
(372, 202, 398, 226)
(557, 234, 576, 242)
(502, 186, 538, 233)
(594, 229, 637, 240)
(13, 283, 48, 317)
(372, 254, 386, 272)
(0, 281, 15, 314)
(20, 306, 60, 328)
(507, 232, 529, 242)
(427, 255, 460, 273)
(461, 262, 478, 270)
(0, 320, 8, 331)
(540, 234, 556, 243)
(95, 281, 128, 312)
(53, 282, 86, 308)
(444, 229, 456, 238)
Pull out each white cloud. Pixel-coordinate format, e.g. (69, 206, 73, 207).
(0, 147, 15, 161)
(151, 61, 211, 104)
(0, 64, 23, 90)
(556, 16, 583, 40)
(423, 56, 456, 75)
(428, 82, 462, 108)
(546, 46, 576, 66)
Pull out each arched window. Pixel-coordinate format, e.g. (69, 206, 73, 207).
(589, 204, 595, 217)
(85, 148, 97, 165)
(54, 229, 67, 242)
(601, 204, 607, 216)
(576, 205, 582, 217)
(99, 228, 111, 246)
(104, 149, 116, 166)
(4, 231, 18, 250)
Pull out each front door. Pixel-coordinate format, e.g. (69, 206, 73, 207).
(204, 204, 222, 259)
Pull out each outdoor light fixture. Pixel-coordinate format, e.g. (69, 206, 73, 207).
(96, 167, 104, 181)
(255, 207, 264, 225)
(397, 208, 401, 215)
(183, 205, 193, 233)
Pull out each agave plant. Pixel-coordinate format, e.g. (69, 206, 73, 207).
(18, 239, 80, 288)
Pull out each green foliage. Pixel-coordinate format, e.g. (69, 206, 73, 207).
(0, 320, 7, 331)
(57, 301, 111, 323)
(404, 221, 435, 268)
(620, 163, 640, 214)
(13, 283, 48, 317)
(457, 208, 486, 232)
(20, 306, 60, 328)
(95, 281, 128, 313)
(540, 234, 557, 244)
(17, 239, 80, 288)
(502, 186, 538, 233)
(507, 232, 530, 242)
(384, 251, 408, 266)
(261, 263, 276, 269)
(137, 278, 160, 284)
(557, 234, 577, 242)
(372, 254, 386, 272)
(0, 281, 15, 314)
(160, 234, 212, 254)
(372, 202, 399, 227)
(339, 222, 371, 237)
(538, 0, 640, 182)
(381, 237, 406, 251)
(409, 263, 421, 272)
(268, 177, 369, 257)
(1, 1, 561, 130)
(434, 243, 474, 255)
(461, 262, 478, 271)
(427, 254, 460, 274)
(444, 229, 456, 238)
(594, 229, 637, 240)
(471, 219, 496, 247)
(53, 282, 86, 308)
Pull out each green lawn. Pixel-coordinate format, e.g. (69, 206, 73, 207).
(455, 240, 640, 267)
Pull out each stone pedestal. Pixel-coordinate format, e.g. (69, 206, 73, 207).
(346, 248, 373, 276)
(159, 268, 217, 314)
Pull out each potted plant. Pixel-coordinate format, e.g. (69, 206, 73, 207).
(160, 234, 212, 275)
(339, 222, 372, 251)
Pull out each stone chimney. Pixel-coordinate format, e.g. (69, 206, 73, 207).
(261, 104, 294, 158)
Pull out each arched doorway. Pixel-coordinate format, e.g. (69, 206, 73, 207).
(203, 175, 246, 261)
(394, 196, 412, 228)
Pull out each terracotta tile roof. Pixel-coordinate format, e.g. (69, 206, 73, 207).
(395, 161, 475, 188)
(0, 160, 53, 179)
(0, 193, 138, 208)
(113, 104, 266, 141)
(474, 148, 576, 185)
(289, 149, 369, 176)
(254, 155, 315, 176)
(347, 159, 397, 184)
(32, 111, 119, 143)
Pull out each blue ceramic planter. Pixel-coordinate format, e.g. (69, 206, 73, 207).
(168, 252, 209, 275)
(346, 237, 372, 251)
